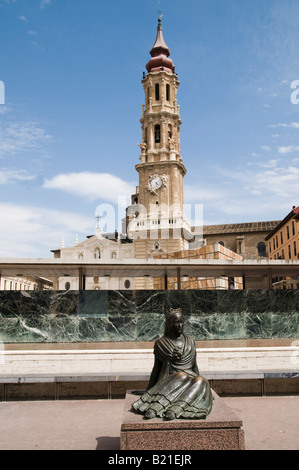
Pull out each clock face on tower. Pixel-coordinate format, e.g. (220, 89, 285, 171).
(151, 176, 162, 190)
(147, 174, 168, 195)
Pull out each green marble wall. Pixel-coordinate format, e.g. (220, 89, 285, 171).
(0, 290, 298, 343)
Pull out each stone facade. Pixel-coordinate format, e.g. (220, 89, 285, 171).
(51, 228, 135, 290)
(0, 276, 52, 291)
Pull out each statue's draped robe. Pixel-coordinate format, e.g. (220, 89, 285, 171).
(132, 334, 213, 419)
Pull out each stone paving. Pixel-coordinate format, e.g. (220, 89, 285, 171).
(0, 396, 298, 450)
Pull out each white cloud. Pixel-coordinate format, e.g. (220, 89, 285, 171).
(0, 121, 52, 158)
(0, 202, 94, 258)
(43, 172, 136, 204)
(27, 30, 38, 36)
(278, 146, 299, 155)
(253, 166, 299, 198)
(258, 159, 277, 168)
(19, 16, 28, 22)
(269, 122, 299, 128)
(0, 169, 36, 184)
(40, 0, 51, 8)
(261, 145, 271, 151)
(184, 161, 299, 225)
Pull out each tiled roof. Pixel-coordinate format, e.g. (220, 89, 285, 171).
(202, 221, 281, 235)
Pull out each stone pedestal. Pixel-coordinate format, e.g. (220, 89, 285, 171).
(120, 390, 245, 450)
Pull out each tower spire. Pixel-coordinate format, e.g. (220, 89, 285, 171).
(146, 18, 174, 73)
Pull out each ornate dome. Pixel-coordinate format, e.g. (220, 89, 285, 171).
(146, 18, 174, 73)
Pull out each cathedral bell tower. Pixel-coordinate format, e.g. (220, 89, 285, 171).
(127, 18, 192, 261)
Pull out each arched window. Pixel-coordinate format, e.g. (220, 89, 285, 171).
(219, 241, 225, 247)
(166, 83, 170, 101)
(257, 242, 266, 257)
(155, 124, 161, 143)
(65, 282, 71, 291)
(155, 83, 160, 101)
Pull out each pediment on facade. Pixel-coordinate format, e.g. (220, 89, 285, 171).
(76, 235, 117, 249)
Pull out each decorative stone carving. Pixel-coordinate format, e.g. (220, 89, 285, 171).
(138, 142, 147, 154)
(148, 240, 166, 256)
(168, 138, 176, 150)
(146, 174, 168, 195)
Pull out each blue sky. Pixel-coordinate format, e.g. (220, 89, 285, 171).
(1, 0, 299, 258)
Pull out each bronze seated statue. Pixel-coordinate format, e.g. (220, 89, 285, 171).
(132, 309, 213, 420)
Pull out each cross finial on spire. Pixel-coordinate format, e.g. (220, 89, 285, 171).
(157, 0, 163, 21)
(145, 9, 174, 74)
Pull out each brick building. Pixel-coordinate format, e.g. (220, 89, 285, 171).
(265, 206, 299, 289)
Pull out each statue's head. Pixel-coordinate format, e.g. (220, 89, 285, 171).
(164, 308, 184, 337)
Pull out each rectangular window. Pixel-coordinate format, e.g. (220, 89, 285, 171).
(276, 235, 278, 247)
(292, 220, 295, 236)
(282, 249, 285, 259)
(287, 225, 290, 239)
(273, 238, 276, 249)
(269, 241, 272, 253)
(155, 83, 160, 101)
(166, 83, 170, 101)
(294, 241, 297, 257)
(154, 124, 161, 143)
(280, 231, 283, 244)
(288, 244, 291, 258)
